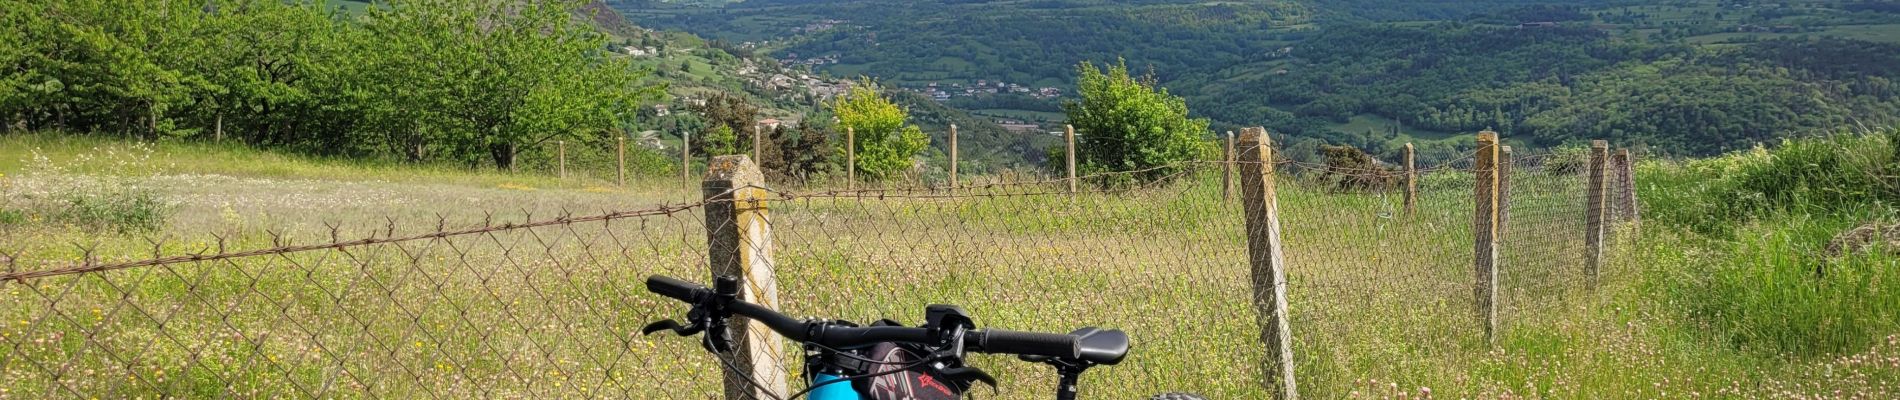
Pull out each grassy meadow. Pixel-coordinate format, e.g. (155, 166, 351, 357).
(1, 132, 1896, 398)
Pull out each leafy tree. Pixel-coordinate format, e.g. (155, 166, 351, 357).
(702, 124, 739, 156)
(356, 0, 655, 169)
(1061, 60, 1211, 181)
(690, 92, 759, 158)
(0, 0, 659, 169)
(832, 82, 928, 180)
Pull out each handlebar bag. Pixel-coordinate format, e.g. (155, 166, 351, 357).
(854, 341, 965, 400)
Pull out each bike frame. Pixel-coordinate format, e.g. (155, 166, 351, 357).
(807, 373, 861, 400)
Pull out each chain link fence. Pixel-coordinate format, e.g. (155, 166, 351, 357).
(0, 133, 1636, 399)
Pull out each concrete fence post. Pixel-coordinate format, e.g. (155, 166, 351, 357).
(753, 124, 763, 165)
(1613, 149, 1640, 224)
(703, 155, 788, 400)
(1224, 131, 1236, 203)
(949, 124, 959, 188)
(616, 135, 627, 187)
(558, 140, 567, 179)
(1585, 140, 1609, 287)
(1238, 127, 1298, 399)
(846, 127, 856, 190)
(1403, 143, 1417, 216)
(1065, 124, 1078, 194)
(1473, 131, 1501, 346)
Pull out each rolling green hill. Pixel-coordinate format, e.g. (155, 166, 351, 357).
(611, 0, 1900, 163)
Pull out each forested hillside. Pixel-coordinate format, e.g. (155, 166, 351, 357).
(616, 0, 1900, 162)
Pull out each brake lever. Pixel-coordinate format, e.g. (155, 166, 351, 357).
(938, 365, 997, 390)
(641, 319, 705, 336)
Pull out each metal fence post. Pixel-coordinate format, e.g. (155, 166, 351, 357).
(1585, 140, 1609, 287)
(557, 140, 568, 179)
(702, 155, 788, 399)
(1237, 127, 1297, 399)
(1403, 143, 1417, 216)
(1473, 132, 1501, 346)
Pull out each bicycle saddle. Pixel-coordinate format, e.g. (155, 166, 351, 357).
(1069, 327, 1129, 366)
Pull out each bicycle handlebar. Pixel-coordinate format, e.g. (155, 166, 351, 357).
(645, 275, 1080, 359)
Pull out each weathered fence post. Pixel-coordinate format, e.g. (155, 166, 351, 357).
(753, 124, 763, 165)
(1403, 143, 1417, 216)
(558, 140, 567, 179)
(1613, 148, 1639, 224)
(681, 131, 692, 189)
(1237, 127, 1298, 399)
(846, 127, 856, 190)
(1473, 131, 1501, 346)
(1065, 124, 1078, 194)
(703, 155, 788, 400)
(616, 135, 627, 187)
(1224, 131, 1236, 202)
(1585, 140, 1609, 286)
(949, 124, 959, 188)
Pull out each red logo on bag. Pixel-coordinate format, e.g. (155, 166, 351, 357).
(916, 373, 953, 396)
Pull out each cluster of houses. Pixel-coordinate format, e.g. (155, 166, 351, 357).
(907, 80, 1061, 101)
(751, 72, 852, 100)
(622, 46, 661, 57)
(778, 53, 841, 67)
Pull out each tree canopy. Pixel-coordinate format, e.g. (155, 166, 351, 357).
(831, 83, 928, 180)
(1, 0, 659, 169)
(1062, 60, 1212, 181)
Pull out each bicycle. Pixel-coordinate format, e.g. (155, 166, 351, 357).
(642, 274, 1139, 400)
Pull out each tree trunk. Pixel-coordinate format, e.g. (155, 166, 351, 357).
(490, 142, 517, 171)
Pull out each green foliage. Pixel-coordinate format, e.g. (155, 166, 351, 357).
(1639, 129, 1900, 358)
(689, 92, 759, 158)
(0, 0, 658, 169)
(832, 83, 928, 180)
(1641, 131, 1899, 236)
(50, 186, 171, 234)
(629, 0, 1900, 162)
(702, 124, 739, 156)
(1061, 61, 1212, 181)
(1652, 213, 1900, 358)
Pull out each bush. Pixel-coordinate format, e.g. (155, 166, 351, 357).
(50, 185, 171, 234)
(1061, 60, 1213, 183)
(1642, 131, 1899, 236)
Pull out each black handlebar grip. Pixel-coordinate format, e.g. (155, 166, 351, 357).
(646, 275, 706, 302)
(977, 329, 1081, 359)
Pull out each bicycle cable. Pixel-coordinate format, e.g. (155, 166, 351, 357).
(709, 335, 789, 400)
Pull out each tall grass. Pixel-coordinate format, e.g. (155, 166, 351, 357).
(1640, 128, 1900, 359)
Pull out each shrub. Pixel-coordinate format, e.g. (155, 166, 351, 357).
(51, 185, 171, 234)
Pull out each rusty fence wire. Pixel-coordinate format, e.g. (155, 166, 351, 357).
(0, 138, 1635, 399)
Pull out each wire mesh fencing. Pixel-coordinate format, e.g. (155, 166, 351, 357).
(0, 133, 1639, 399)
(0, 203, 728, 398)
